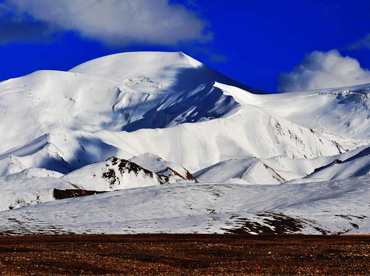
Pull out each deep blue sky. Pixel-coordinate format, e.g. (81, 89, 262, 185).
(1, 0, 370, 93)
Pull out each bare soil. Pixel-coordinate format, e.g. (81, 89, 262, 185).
(0, 234, 369, 275)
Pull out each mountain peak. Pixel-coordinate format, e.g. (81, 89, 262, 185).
(69, 51, 264, 94)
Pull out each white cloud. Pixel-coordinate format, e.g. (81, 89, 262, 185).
(278, 50, 370, 92)
(350, 34, 370, 50)
(4, 0, 212, 46)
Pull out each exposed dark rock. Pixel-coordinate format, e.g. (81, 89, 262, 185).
(53, 189, 106, 200)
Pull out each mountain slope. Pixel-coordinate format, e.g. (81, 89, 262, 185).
(0, 70, 119, 153)
(129, 153, 197, 182)
(92, 106, 343, 172)
(0, 177, 73, 211)
(0, 154, 195, 212)
(0, 176, 369, 235)
(194, 157, 287, 184)
(303, 145, 370, 181)
(237, 82, 370, 141)
(61, 156, 171, 191)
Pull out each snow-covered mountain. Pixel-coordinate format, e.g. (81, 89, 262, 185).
(1, 51, 370, 234)
(61, 156, 188, 191)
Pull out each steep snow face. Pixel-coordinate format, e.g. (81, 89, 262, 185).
(194, 157, 287, 184)
(0, 102, 344, 176)
(97, 106, 343, 172)
(0, 176, 369, 235)
(129, 153, 197, 182)
(0, 156, 25, 177)
(0, 134, 76, 175)
(303, 145, 370, 182)
(62, 157, 170, 191)
(3, 168, 63, 182)
(0, 132, 134, 174)
(238, 82, 370, 140)
(118, 82, 240, 131)
(1, 102, 342, 175)
(0, 71, 119, 153)
(193, 153, 356, 185)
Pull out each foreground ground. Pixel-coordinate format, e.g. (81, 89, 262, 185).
(0, 234, 369, 275)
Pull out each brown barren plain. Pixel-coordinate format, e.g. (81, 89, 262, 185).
(0, 234, 369, 275)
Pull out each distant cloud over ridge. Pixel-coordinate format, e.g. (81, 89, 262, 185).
(1, 0, 212, 46)
(278, 49, 370, 92)
(350, 34, 370, 50)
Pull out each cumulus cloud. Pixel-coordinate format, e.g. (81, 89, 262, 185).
(1, 0, 212, 46)
(278, 50, 370, 92)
